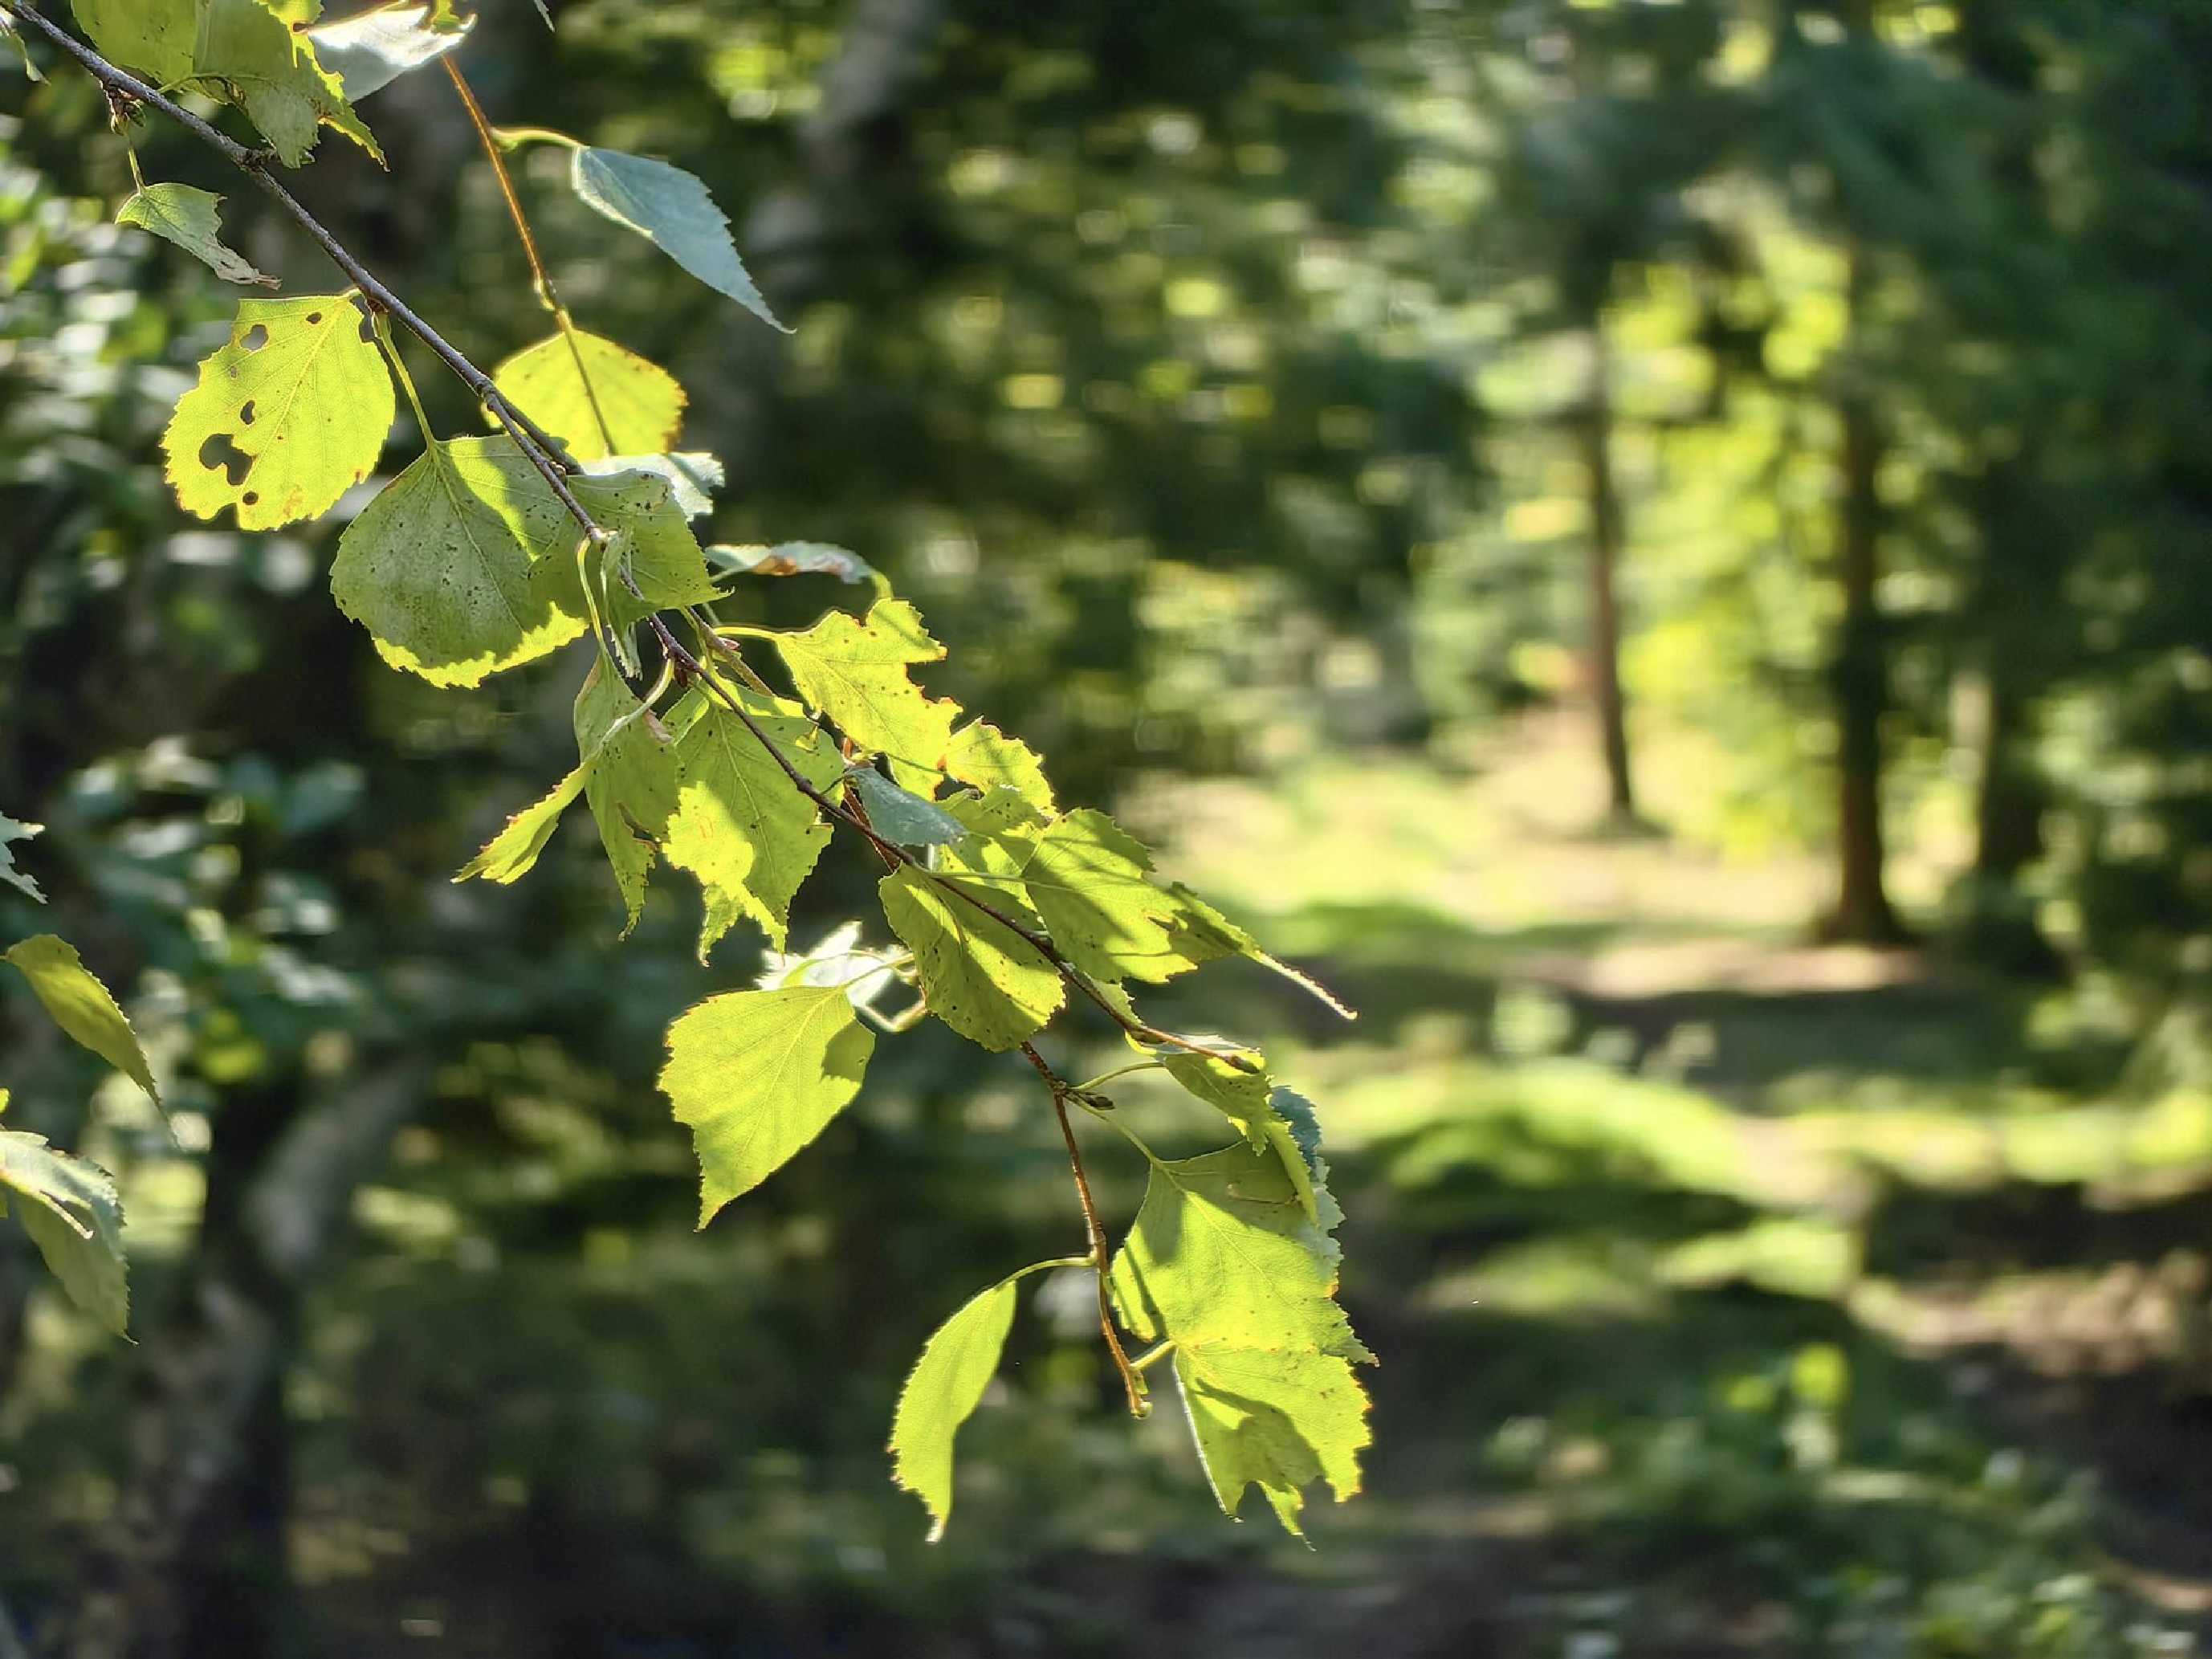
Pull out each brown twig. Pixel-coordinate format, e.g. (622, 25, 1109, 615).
(3, 0, 1248, 1074)
(1023, 1041, 1147, 1417)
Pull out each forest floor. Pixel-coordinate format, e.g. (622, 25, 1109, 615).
(45, 708, 2212, 1658)
(1091, 707, 2212, 1658)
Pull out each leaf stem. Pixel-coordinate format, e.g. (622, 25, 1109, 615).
(446, 59, 620, 455)
(1022, 1041, 1149, 1418)
(1073, 1060, 1163, 1094)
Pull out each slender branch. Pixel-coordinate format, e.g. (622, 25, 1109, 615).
(1023, 1041, 1147, 1417)
(1, 2, 578, 479)
(6, 0, 1245, 1073)
(444, 57, 620, 454)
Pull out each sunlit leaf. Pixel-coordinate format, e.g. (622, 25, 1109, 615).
(943, 720, 1053, 812)
(571, 661, 694, 931)
(768, 600, 959, 784)
(70, 0, 195, 87)
(890, 1266, 1043, 1540)
(117, 184, 276, 287)
(0, 1128, 128, 1335)
(165, 296, 394, 531)
(194, 0, 383, 166)
(1109, 1139, 1372, 1534)
(570, 145, 788, 332)
(577, 451, 721, 520)
(659, 984, 875, 1223)
(330, 434, 581, 686)
(878, 865, 1062, 1051)
(662, 687, 841, 957)
(453, 761, 589, 884)
(309, 1, 471, 101)
(491, 328, 686, 461)
(3, 935, 160, 1105)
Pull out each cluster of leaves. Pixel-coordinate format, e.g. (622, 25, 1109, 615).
(3, 0, 1375, 1539)
(0, 817, 153, 1339)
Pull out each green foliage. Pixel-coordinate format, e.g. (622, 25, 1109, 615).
(6, 0, 1379, 1543)
(888, 1264, 1037, 1541)
(0, 1112, 128, 1336)
(1110, 1139, 1371, 1533)
(115, 183, 274, 287)
(765, 599, 959, 789)
(330, 434, 580, 684)
(569, 145, 788, 334)
(0, 814, 44, 904)
(658, 985, 875, 1224)
(4, 934, 160, 1106)
(878, 864, 1064, 1053)
(491, 328, 686, 461)
(164, 295, 394, 531)
(661, 688, 841, 957)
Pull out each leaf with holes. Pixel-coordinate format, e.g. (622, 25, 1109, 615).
(309, 1, 470, 101)
(662, 687, 842, 959)
(570, 145, 788, 332)
(165, 296, 394, 531)
(768, 600, 959, 786)
(878, 865, 1061, 1052)
(0, 1128, 128, 1335)
(491, 329, 686, 461)
(193, 0, 383, 166)
(118, 184, 276, 287)
(1, 814, 44, 905)
(3, 935, 159, 1105)
(659, 984, 874, 1223)
(330, 434, 581, 686)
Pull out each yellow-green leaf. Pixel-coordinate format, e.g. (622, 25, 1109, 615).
(491, 328, 687, 462)
(2, 935, 159, 1105)
(768, 601, 959, 782)
(943, 719, 1053, 812)
(1171, 1341, 1370, 1536)
(330, 434, 582, 687)
(193, 0, 382, 166)
(878, 865, 1061, 1052)
(571, 662, 695, 931)
(658, 984, 875, 1223)
(71, 0, 195, 87)
(454, 760, 589, 884)
(0, 1128, 128, 1335)
(1023, 808, 1194, 985)
(164, 296, 394, 531)
(117, 184, 276, 287)
(662, 689, 841, 958)
(890, 1267, 1037, 1541)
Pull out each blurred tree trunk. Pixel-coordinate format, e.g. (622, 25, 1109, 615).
(65, 1064, 425, 1659)
(1574, 321, 1637, 821)
(1823, 255, 1904, 944)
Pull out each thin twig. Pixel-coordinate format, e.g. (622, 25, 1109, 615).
(1023, 1041, 1148, 1417)
(5, 0, 1242, 1071)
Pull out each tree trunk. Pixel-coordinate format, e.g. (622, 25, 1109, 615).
(1576, 324, 1638, 821)
(65, 1063, 426, 1659)
(1822, 267, 1904, 944)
